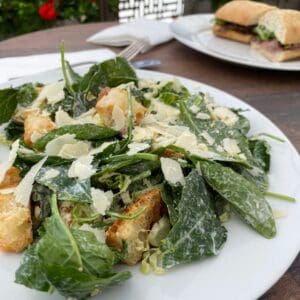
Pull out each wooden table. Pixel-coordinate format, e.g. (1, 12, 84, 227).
(0, 22, 299, 299)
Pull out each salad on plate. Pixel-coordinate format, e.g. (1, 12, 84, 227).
(0, 46, 289, 299)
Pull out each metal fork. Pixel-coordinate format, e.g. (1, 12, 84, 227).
(118, 39, 149, 60)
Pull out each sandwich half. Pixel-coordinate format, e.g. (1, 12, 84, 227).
(251, 9, 300, 62)
(213, 0, 276, 44)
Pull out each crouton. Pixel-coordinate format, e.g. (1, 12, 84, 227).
(24, 110, 56, 147)
(0, 192, 32, 252)
(0, 167, 21, 189)
(96, 87, 147, 131)
(106, 188, 163, 265)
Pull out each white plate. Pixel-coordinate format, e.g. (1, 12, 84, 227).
(0, 68, 300, 300)
(170, 14, 300, 71)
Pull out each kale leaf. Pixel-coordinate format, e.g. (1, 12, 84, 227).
(200, 160, 276, 238)
(160, 170, 227, 268)
(36, 165, 92, 203)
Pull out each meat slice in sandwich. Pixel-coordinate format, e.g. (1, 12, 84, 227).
(213, 0, 276, 44)
(251, 9, 300, 62)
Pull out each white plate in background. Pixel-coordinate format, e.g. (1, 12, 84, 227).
(170, 14, 300, 71)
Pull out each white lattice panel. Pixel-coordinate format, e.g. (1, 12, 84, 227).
(119, 0, 184, 22)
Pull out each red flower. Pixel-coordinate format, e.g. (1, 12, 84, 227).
(39, 1, 57, 21)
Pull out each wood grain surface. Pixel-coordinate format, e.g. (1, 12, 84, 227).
(0, 22, 299, 300)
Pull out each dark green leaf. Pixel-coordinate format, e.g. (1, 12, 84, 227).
(179, 98, 253, 164)
(79, 57, 137, 95)
(36, 165, 92, 203)
(15, 244, 51, 292)
(200, 160, 276, 238)
(5, 121, 24, 141)
(33, 124, 118, 150)
(16, 83, 38, 107)
(0, 88, 18, 125)
(160, 170, 227, 268)
(160, 183, 182, 226)
(249, 139, 270, 172)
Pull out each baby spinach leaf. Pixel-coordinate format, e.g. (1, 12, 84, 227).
(160, 170, 227, 268)
(36, 165, 92, 203)
(0, 88, 18, 125)
(249, 139, 270, 172)
(158, 81, 190, 107)
(15, 244, 51, 292)
(200, 160, 276, 238)
(16, 83, 38, 107)
(35, 194, 131, 299)
(33, 124, 118, 150)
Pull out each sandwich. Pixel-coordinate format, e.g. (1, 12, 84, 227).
(251, 9, 300, 62)
(213, 1, 276, 44)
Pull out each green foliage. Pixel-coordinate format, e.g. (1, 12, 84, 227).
(0, 88, 19, 125)
(0, 1, 118, 40)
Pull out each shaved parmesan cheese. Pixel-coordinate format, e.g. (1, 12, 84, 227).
(160, 157, 185, 186)
(196, 112, 210, 120)
(79, 224, 106, 243)
(91, 188, 113, 215)
(55, 109, 76, 127)
(127, 142, 149, 155)
(112, 105, 126, 131)
(175, 131, 198, 150)
(14, 156, 47, 206)
(148, 216, 170, 247)
(41, 169, 59, 180)
(212, 107, 238, 126)
(148, 99, 180, 123)
(202, 131, 215, 145)
(222, 138, 241, 155)
(59, 142, 90, 159)
(0, 139, 19, 183)
(272, 209, 287, 218)
(68, 155, 95, 180)
(55, 108, 101, 127)
(189, 105, 200, 114)
(89, 141, 115, 155)
(45, 134, 90, 159)
(33, 81, 65, 107)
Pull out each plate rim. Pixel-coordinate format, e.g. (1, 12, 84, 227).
(170, 13, 300, 72)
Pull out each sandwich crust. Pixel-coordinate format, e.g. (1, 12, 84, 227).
(258, 9, 300, 45)
(216, 0, 276, 26)
(213, 24, 252, 44)
(251, 41, 300, 62)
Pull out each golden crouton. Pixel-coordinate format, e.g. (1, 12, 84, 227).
(0, 192, 32, 252)
(0, 167, 21, 189)
(96, 87, 147, 130)
(24, 111, 56, 147)
(106, 188, 163, 265)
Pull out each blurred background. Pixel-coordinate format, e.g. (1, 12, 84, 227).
(0, 0, 299, 41)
